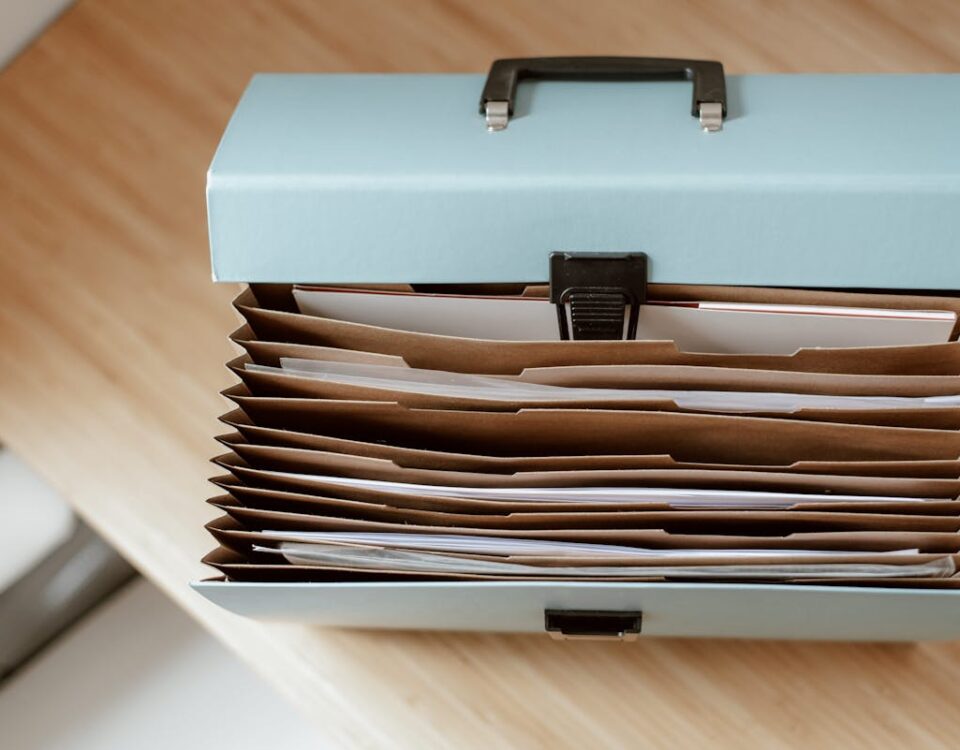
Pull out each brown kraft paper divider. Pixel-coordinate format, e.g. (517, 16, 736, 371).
(233, 357, 960, 402)
(234, 288, 960, 375)
(230, 341, 960, 428)
(234, 329, 409, 369)
(230, 337, 960, 401)
(213, 441, 960, 498)
(221, 393, 960, 463)
(213, 452, 960, 500)
(514, 363, 960, 398)
(237, 368, 960, 432)
(218, 415, 960, 479)
(228, 357, 960, 430)
(209, 495, 960, 534)
(202, 528, 960, 587)
(213, 476, 960, 517)
(766, 408, 960, 430)
(212, 505, 952, 566)
(205, 514, 960, 553)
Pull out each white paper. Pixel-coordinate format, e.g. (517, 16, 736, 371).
(256, 469, 931, 509)
(257, 542, 953, 579)
(292, 287, 957, 354)
(257, 359, 960, 413)
(254, 531, 919, 559)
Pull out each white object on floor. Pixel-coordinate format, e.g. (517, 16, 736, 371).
(0, 580, 323, 749)
(0, 0, 74, 68)
(0, 448, 76, 592)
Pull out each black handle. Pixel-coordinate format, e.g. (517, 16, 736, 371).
(480, 55, 726, 123)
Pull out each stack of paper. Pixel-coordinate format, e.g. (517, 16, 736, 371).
(203, 283, 960, 586)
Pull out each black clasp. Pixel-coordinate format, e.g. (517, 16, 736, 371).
(544, 609, 643, 641)
(549, 252, 648, 341)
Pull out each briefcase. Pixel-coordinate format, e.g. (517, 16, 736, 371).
(193, 57, 960, 641)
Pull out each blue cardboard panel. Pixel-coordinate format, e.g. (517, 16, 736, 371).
(208, 73, 960, 287)
(192, 580, 960, 641)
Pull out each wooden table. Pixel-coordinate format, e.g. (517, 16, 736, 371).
(2, 1, 960, 746)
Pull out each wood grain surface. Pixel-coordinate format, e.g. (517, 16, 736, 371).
(2, 1, 960, 747)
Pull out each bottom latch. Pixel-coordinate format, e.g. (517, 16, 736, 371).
(544, 609, 644, 641)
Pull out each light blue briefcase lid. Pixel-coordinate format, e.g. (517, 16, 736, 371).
(207, 71, 960, 288)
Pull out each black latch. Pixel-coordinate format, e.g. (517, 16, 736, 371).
(549, 252, 648, 340)
(544, 609, 643, 641)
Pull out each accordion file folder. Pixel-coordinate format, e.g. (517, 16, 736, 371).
(195, 57, 960, 641)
